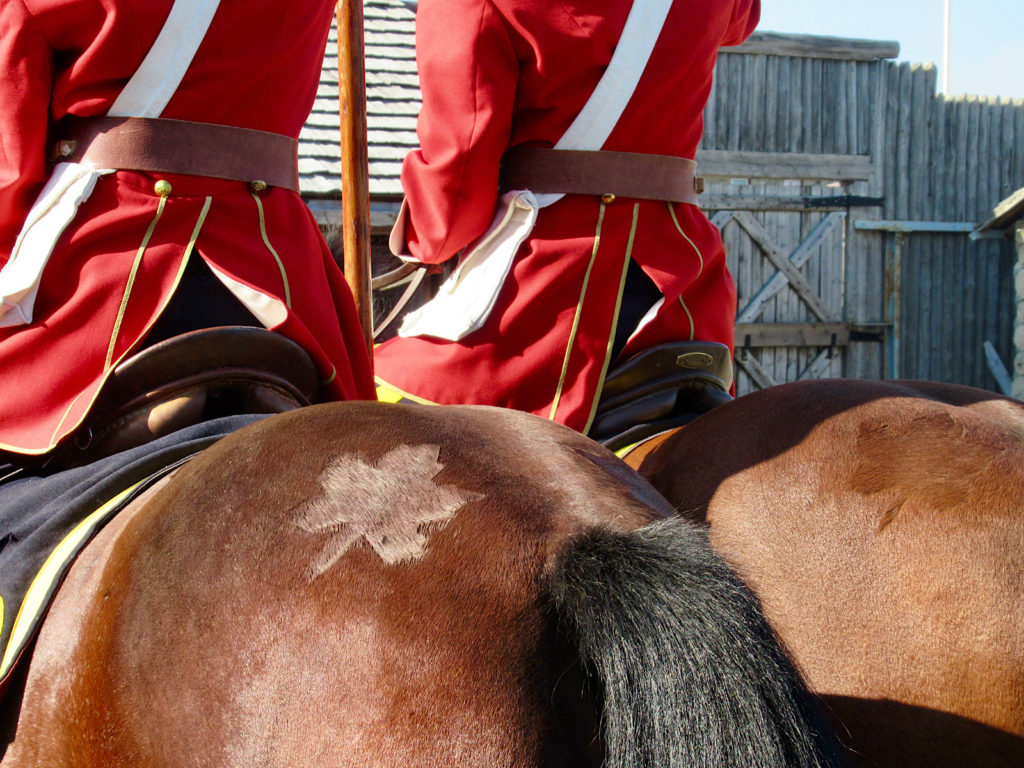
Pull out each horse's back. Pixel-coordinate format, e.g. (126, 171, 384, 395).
(633, 378, 1024, 765)
(3, 400, 840, 767)
(2, 403, 659, 767)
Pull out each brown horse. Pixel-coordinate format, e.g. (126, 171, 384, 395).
(0, 402, 838, 767)
(624, 378, 1024, 767)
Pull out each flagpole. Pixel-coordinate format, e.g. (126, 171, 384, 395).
(336, 0, 374, 360)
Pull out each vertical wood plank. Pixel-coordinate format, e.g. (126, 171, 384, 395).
(764, 55, 779, 151)
(777, 56, 792, 152)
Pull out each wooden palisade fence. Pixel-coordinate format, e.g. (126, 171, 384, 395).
(704, 32, 1024, 394)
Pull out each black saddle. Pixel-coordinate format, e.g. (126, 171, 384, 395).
(590, 341, 733, 452)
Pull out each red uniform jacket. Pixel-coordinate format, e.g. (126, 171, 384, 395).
(374, 0, 760, 433)
(0, 0, 376, 455)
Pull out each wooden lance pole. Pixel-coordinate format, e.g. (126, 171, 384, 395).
(336, 0, 374, 360)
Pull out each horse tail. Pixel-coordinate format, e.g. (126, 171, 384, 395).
(550, 516, 839, 768)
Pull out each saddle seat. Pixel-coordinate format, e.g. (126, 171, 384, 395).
(590, 341, 734, 452)
(56, 326, 321, 469)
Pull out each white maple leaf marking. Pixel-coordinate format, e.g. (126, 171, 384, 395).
(295, 443, 483, 578)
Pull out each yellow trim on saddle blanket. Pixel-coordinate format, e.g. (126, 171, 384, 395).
(375, 379, 438, 406)
(0, 478, 147, 680)
(0, 455, 189, 686)
(613, 426, 677, 460)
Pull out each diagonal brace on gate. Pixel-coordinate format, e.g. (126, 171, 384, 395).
(730, 211, 845, 323)
(735, 211, 847, 323)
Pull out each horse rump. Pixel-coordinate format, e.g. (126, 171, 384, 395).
(551, 516, 840, 768)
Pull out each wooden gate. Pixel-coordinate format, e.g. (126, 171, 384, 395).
(698, 150, 882, 395)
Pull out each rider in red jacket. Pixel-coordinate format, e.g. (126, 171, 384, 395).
(374, 0, 760, 434)
(0, 0, 375, 456)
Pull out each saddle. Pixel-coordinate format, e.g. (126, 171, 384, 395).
(50, 326, 320, 470)
(590, 341, 734, 452)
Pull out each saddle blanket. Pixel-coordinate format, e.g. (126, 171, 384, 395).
(0, 414, 266, 698)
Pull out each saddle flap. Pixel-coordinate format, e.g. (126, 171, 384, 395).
(599, 341, 733, 412)
(592, 341, 734, 452)
(593, 388, 680, 438)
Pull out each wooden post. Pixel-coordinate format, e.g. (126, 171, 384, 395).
(336, 0, 374, 359)
(883, 232, 905, 380)
(1014, 221, 1024, 400)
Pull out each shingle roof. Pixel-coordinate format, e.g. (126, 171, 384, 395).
(973, 186, 1024, 236)
(300, 0, 419, 199)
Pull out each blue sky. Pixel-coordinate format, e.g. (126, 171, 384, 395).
(757, 1, 1023, 100)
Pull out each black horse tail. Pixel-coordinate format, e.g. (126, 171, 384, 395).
(551, 517, 840, 768)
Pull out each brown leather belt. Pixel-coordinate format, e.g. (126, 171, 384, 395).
(500, 148, 702, 204)
(52, 116, 300, 193)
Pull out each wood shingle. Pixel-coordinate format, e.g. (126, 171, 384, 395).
(300, 0, 418, 200)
